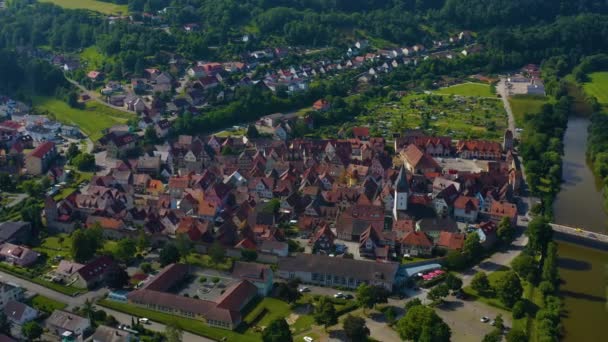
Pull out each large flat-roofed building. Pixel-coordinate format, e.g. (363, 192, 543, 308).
(277, 254, 399, 291)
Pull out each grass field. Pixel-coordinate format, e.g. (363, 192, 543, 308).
(28, 294, 67, 313)
(508, 95, 548, 126)
(39, 0, 128, 15)
(186, 253, 233, 271)
(80, 46, 107, 71)
(98, 299, 261, 342)
(33, 96, 134, 140)
(244, 298, 291, 329)
(34, 234, 72, 262)
(583, 71, 608, 105)
(360, 93, 507, 141)
(435, 82, 495, 98)
(462, 267, 512, 311)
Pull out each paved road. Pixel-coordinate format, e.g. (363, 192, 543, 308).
(64, 76, 135, 115)
(497, 78, 519, 139)
(0, 271, 212, 342)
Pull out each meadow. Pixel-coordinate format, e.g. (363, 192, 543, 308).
(582, 71, 608, 105)
(33, 96, 134, 140)
(508, 95, 548, 126)
(435, 82, 495, 98)
(39, 0, 128, 15)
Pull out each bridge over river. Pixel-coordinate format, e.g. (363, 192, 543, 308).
(550, 223, 608, 251)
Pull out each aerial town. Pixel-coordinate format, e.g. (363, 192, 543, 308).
(1, 1, 607, 342)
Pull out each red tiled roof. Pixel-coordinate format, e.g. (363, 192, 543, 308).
(352, 127, 370, 137)
(402, 231, 432, 247)
(28, 141, 55, 159)
(436, 231, 465, 250)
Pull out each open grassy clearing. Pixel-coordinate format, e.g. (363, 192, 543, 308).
(185, 253, 233, 271)
(583, 71, 608, 105)
(508, 95, 548, 126)
(79, 46, 108, 71)
(28, 294, 67, 313)
(34, 233, 72, 262)
(360, 93, 507, 141)
(462, 266, 512, 311)
(435, 82, 495, 98)
(33, 96, 134, 140)
(244, 298, 292, 334)
(39, 0, 128, 15)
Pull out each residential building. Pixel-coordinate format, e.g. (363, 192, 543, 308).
(46, 310, 91, 339)
(25, 141, 56, 175)
(400, 231, 433, 257)
(435, 231, 465, 251)
(3, 300, 37, 325)
(0, 243, 40, 267)
(0, 222, 32, 245)
(92, 325, 137, 342)
(0, 282, 23, 308)
(453, 196, 480, 222)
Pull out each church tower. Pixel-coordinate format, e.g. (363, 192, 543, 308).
(393, 165, 409, 220)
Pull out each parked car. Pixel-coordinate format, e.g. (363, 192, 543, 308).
(343, 294, 354, 299)
(334, 292, 344, 298)
(303, 337, 314, 342)
(138, 318, 150, 324)
(480, 316, 490, 323)
(298, 287, 310, 293)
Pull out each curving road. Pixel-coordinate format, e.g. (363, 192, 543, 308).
(63, 75, 135, 115)
(0, 271, 211, 342)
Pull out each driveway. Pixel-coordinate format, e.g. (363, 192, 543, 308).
(497, 78, 519, 139)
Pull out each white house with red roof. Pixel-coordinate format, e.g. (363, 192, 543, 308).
(25, 141, 56, 175)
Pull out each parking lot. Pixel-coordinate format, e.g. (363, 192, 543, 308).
(435, 298, 510, 342)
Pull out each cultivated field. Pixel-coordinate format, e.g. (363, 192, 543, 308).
(359, 93, 507, 141)
(39, 0, 128, 15)
(33, 96, 134, 140)
(583, 71, 608, 105)
(435, 82, 495, 98)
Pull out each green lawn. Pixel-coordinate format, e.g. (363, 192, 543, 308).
(583, 71, 608, 105)
(508, 95, 548, 126)
(435, 83, 495, 98)
(80, 46, 108, 71)
(33, 96, 134, 140)
(28, 294, 67, 313)
(98, 299, 261, 342)
(186, 254, 233, 271)
(34, 234, 72, 262)
(244, 298, 291, 329)
(291, 314, 315, 334)
(39, 0, 128, 15)
(462, 267, 513, 311)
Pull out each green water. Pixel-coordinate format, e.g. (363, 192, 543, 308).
(557, 242, 608, 341)
(553, 117, 608, 341)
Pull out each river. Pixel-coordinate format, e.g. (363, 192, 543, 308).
(552, 116, 608, 341)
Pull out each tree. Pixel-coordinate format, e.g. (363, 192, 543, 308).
(0, 312, 10, 334)
(66, 142, 80, 160)
(427, 284, 450, 304)
(143, 125, 158, 145)
(246, 124, 260, 138)
(262, 318, 293, 342)
(241, 249, 258, 262)
(136, 230, 150, 253)
(356, 284, 388, 311)
(404, 298, 422, 311)
(343, 315, 369, 342)
(140, 262, 153, 273)
(506, 329, 528, 342)
(113, 238, 136, 263)
(104, 265, 129, 289)
(70, 226, 105, 263)
(165, 323, 183, 342)
(314, 297, 337, 328)
(512, 300, 527, 319)
(497, 217, 515, 244)
(482, 329, 502, 342)
(471, 272, 491, 296)
(462, 232, 484, 262)
(542, 242, 558, 284)
(526, 217, 553, 255)
(495, 271, 523, 307)
(444, 273, 463, 291)
(174, 233, 193, 261)
(396, 305, 451, 342)
(444, 250, 468, 270)
(72, 153, 96, 171)
(276, 279, 300, 303)
(494, 314, 504, 331)
(22, 321, 43, 341)
(159, 243, 180, 266)
(209, 241, 226, 264)
(511, 253, 538, 282)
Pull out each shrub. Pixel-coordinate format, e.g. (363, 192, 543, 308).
(512, 301, 526, 319)
(212, 277, 220, 283)
(199, 276, 207, 283)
